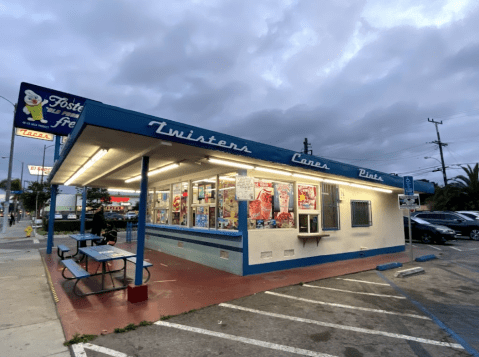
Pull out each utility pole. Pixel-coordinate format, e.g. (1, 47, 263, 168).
(428, 118, 448, 186)
(303, 138, 313, 155)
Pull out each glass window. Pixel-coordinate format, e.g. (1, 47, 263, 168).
(299, 214, 319, 233)
(156, 189, 170, 224)
(248, 179, 294, 229)
(351, 200, 372, 227)
(171, 182, 188, 225)
(322, 183, 340, 230)
(217, 175, 238, 230)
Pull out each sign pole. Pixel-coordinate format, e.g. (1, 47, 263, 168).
(408, 210, 413, 262)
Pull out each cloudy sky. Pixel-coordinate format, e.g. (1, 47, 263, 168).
(1, 0, 478, 194)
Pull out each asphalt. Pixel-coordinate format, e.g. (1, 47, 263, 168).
(0, 217, 71, 357)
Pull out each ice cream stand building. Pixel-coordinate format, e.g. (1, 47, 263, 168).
(43, 97, 434, 277)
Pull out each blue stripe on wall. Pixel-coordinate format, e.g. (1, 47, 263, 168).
(243, 245, 405, 276)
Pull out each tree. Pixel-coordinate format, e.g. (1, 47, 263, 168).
(20, 182, 51, 217)
(452, 163, 479, 210)
(0, 178, 23, 213)
(76, 187, 111, 210)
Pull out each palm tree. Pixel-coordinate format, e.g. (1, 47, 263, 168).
(453, 164, 479, 210)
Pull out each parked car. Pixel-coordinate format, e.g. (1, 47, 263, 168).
(54, 212, 63, 220)
(457, 211, 479, 220)
(105, 212, 124, 220)
(124, 211, 138, 219)
(403, 216, 456, 244)
(67, 213, 77, 220)
(412, 211, 479, 240)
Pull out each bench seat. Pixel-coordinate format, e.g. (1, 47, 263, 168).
(57, 244, 71, 260)
(61, 259, 90, 279)
(126, 257, 153, 283)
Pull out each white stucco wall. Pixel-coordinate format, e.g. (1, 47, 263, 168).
(248, 185, 403, 265)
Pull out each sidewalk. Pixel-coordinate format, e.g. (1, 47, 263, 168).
(0, 219, 71, 357)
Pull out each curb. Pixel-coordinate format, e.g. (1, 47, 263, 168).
(394, 267, 425, 278)
(415, 254, 437, 262)
(376, 262, 403, 271)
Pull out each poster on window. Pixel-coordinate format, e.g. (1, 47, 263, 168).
(223, 185, 238, 219)
(298, 184, 317, 210)
(172, 184, 182, 212)
(180, 196, 187, 224)
(198, 185, 205, 199)
(195, 206, 208, 227)
(273, 183, 293, 213)
(249, 181, 273, 220)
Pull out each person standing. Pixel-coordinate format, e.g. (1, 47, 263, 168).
(9, 212, 15, 227)
(89, 206, 106, 247)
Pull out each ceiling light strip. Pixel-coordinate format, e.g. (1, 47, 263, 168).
(208, 158, 254, 169)
(65, 148, 109, 186)
(125, 163, 180, 183)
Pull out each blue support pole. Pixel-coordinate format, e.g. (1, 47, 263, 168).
(46, 136, 61, 254)
(237, 170, 250, 276)
(134, 156, 149, 286)
(80, 186, 87, 234)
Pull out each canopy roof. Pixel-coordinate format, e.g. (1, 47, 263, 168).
(49, 100, 435, 194)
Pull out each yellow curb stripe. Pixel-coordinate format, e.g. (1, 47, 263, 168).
(41, 256, 59, 303)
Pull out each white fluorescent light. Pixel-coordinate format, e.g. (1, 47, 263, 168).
(255, 167, 292, 176)
(350, 183, 392, 193)
(292, 173, 324, 181)
(219, 176, 236, 181)
(125, 163, 179, 183)
(65, 148, 109, 186)
(323, 179, 349, 186)
(108, 188, 137, 193)
(208, 158, 254, 169)
(372, 187, 393, 193)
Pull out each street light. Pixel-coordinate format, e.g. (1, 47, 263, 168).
(41, 144, 55, 184)
(1, 157, 23, 219)
(0, 95, 16, 233)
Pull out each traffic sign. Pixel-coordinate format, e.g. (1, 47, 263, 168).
(11, 190, 23, 194)
(403, 176, 414, 196)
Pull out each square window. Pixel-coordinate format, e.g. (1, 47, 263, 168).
(351, 200, 372, 227)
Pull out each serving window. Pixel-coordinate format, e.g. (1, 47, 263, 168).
(248, 179, 295, 229)
(297, 184, 320, 233)
(217, 175, 238, 230)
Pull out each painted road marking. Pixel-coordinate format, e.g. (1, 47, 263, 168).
(450, 247, 462, 251)
(220, 303, 463, 350)
(155, 321, 337, 357)
(427, 245, 442, 250)
(336, 278, 389, 286)
(265, 291, 430, 320)
(33, 239, 40, 244)
(303, 284, 405, 299)
(72, 342, 131, 357)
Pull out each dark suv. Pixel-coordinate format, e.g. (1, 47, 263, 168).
(412, 211, 479, 240)
(403, 216, 456, 244)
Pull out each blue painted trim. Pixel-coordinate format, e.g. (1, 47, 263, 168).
(135, 156, 149, 286)
(377, 271, 479, 356)
(46, 185, 58, 254)
(146, 224, 242, 237)
(243, 245, 405, 276)
(415, 254, 437, 262)
(237, 169, 250, 276)
(376, 262, 403, 271)
(48, 100, 434, 194)
(146, 231, 243, 253)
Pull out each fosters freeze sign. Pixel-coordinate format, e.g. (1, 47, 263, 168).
(14, 82, 90, 136)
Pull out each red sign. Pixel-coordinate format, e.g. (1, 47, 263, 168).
(111, 196, 130, 203)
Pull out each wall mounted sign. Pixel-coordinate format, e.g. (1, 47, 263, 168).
(14, 82, 90, 136)
(235, 176, 255, 201)
(291, 153, 330, 170)
(358, 169, 384, 182)
(16, 128, 54, 141)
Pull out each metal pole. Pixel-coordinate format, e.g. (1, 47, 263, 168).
(134, 156, 149, 286)
(407, 210, 413, 262)
(46, 136, 61, 254)
(1, 101, 16, 233)
(41, 144, 46, 184)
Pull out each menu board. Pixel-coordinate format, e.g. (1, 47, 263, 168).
(298, 184, 317, 210)
(236, 176, 255, 201)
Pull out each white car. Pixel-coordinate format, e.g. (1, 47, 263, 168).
(124, 212, 138, 219)
(67, 213, 77, 220)
(54, 212, 63, 220)
(457, 211, 479, 220)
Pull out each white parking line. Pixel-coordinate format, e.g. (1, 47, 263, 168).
(336, 278, 389, 286)
(155, 321, 337, 357)
(450, 247, 462, 251)
(72, 342, 131, 357)
(303, 284, 405, 299)
(427, 245, 442, 250)
(220, 303, 463, 350)
(33, 239, 40, 244)
(265, 291, 429, 320)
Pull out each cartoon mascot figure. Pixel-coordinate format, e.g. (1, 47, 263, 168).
(23, 90, 48, 123)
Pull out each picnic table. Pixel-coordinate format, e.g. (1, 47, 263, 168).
(62, 233, 103, 259)
(79, 245, 137, 294)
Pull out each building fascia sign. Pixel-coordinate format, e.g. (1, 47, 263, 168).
(358, 168, 384, 182)
(148, 121, 252, 153)
(14, 82, 90, 136)
(291, 153, 330, 170)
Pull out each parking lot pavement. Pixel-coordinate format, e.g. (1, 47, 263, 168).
(70, 240, 479, 357)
